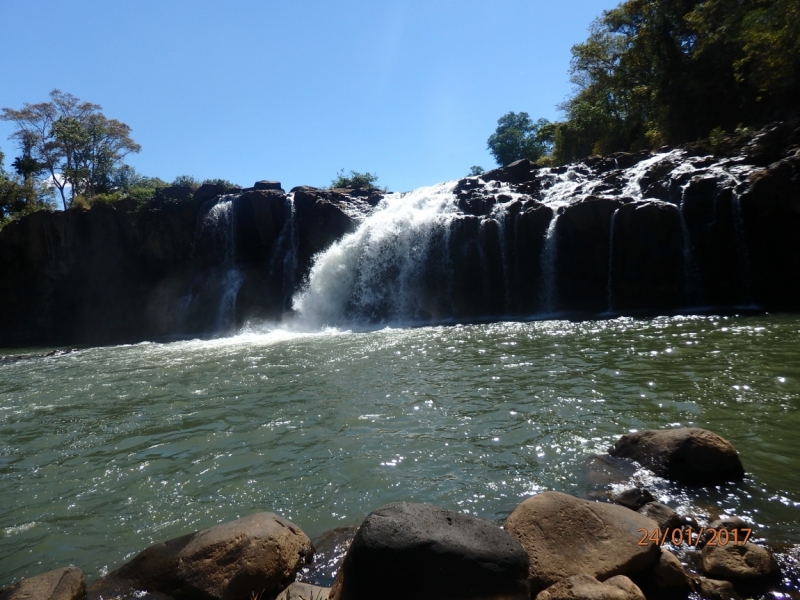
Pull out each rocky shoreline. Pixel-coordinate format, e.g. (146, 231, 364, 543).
(2, 427, 795, 600)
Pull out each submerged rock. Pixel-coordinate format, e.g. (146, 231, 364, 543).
(504, 491, 661, 595)
(0, 566, 85, 600)
(637, 502, 682, 533)
(535, 574, 645, 600)
(329, 502, 529, 600)
(608, 428, 745, 484)
(88, 512, 313, 600)
(611, 487, 656, 511)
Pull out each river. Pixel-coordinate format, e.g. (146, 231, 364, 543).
(1, 314, 799, 585)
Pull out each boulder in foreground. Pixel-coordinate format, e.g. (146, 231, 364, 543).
(88, 512, 313, 600)
(608, 428, 744, 484)
(700, 542, 780, 580)
(0, 566, 85, 600)
(329, 502, 529, 600)
(536, 574, 645, 600)
(504, 491, 661, 595)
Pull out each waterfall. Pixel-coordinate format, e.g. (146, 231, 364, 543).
(607, 207, 620, 313)
(195, 194, 243, 333)
(293, 182, 459, 328)
(538, 212, 560, 315)
(492, 204, 512, 313)
(731, 191, 753, 305)
(269, 194, 299, 310)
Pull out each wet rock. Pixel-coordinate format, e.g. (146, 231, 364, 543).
(193, 183, 228, 204)
(329, 502, 529, 600)
(482, 158, 540, 184)
(697, 517, 751, 549)
(297, 527, 356, 587)
(648, 549, 689, 589)
(88, 512, 313, 600)
(612, 488, 656, 511)
(637, 502, 682, 533)
(278, 582, 330, 599)
(0, 566, 86, 600)
(536, 574, 645, 600)
(608, 428, 745, 484)
(504, 491, 661, 595)
(694, 577, 741, 600)
(700, 542, 779, 580)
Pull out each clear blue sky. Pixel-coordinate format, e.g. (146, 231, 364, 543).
(1, 0, 618, 193)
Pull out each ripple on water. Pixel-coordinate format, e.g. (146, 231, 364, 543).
(0, 314, 798, 586)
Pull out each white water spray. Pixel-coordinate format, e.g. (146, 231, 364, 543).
(293, 182, 460, 328)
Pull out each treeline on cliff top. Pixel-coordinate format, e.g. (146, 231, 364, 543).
(489, 0, 799, 166)
(2, 0, 799, 225)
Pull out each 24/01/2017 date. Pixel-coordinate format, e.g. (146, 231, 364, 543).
(637, 527, 752, 547)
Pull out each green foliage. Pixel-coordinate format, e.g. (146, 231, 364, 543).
(487, 112, 552, 166)
(202, 178, 239, 190)
(544, 0, 800, 163)
(331, 169, 379, 189)
(0, 146, 55, 228)
(468, 166, 485, 176)
(1, 90, 140, 209)
(171, 174, 200, 189)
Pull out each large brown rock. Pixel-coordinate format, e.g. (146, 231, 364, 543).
(637, 502, 681, 533)
(504, 492, 661, 595)
(608, 428, 744, 484)
(88, 513, 313, 600)
(0, 566, 85, 600)
(535, 574, 645, 600)
(329, 502, 529, 600)
(700, 542, 779, 580)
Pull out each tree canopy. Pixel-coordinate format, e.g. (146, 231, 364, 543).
(331, 169, 380, 189)
(491, 0, 800, 165)
(1, 89, 141, 209)
(487, 112, 552, 166)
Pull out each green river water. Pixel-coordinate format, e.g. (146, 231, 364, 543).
(1, 314, 799, 587)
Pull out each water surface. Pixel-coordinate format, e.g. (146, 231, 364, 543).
(1, 314, 799, 584)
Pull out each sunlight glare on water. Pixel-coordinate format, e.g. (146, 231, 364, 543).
(1, 314, 799, 584)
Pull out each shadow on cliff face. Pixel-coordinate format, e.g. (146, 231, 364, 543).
(1, 119, 798, 347)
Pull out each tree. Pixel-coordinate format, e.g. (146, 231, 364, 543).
(0, 147, 54, 225)
(487, 112, 552, 166)
(469, 166, 485, 176)
(331, 169, 379, 189)
(1, 89, 140, 209)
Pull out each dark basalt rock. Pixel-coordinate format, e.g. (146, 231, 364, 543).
(254, 179, 284, 192)
(329, 502, 529, 600)
(481, 158, 540, 184)
(609, 428, 745, 485)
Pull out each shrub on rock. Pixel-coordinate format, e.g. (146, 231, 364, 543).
(608, 428, 744, 484)
(329, 502, 529, 600)
(504, 491, 661, 595)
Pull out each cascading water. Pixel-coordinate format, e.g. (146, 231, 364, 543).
(269, 194, 299, 310)
(538, 213, 560, 315)
(194, 194, 243, 332)
(293, 182, 460, 328)
(606, 207, 620, 313)
(290, 149, 763, 329)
